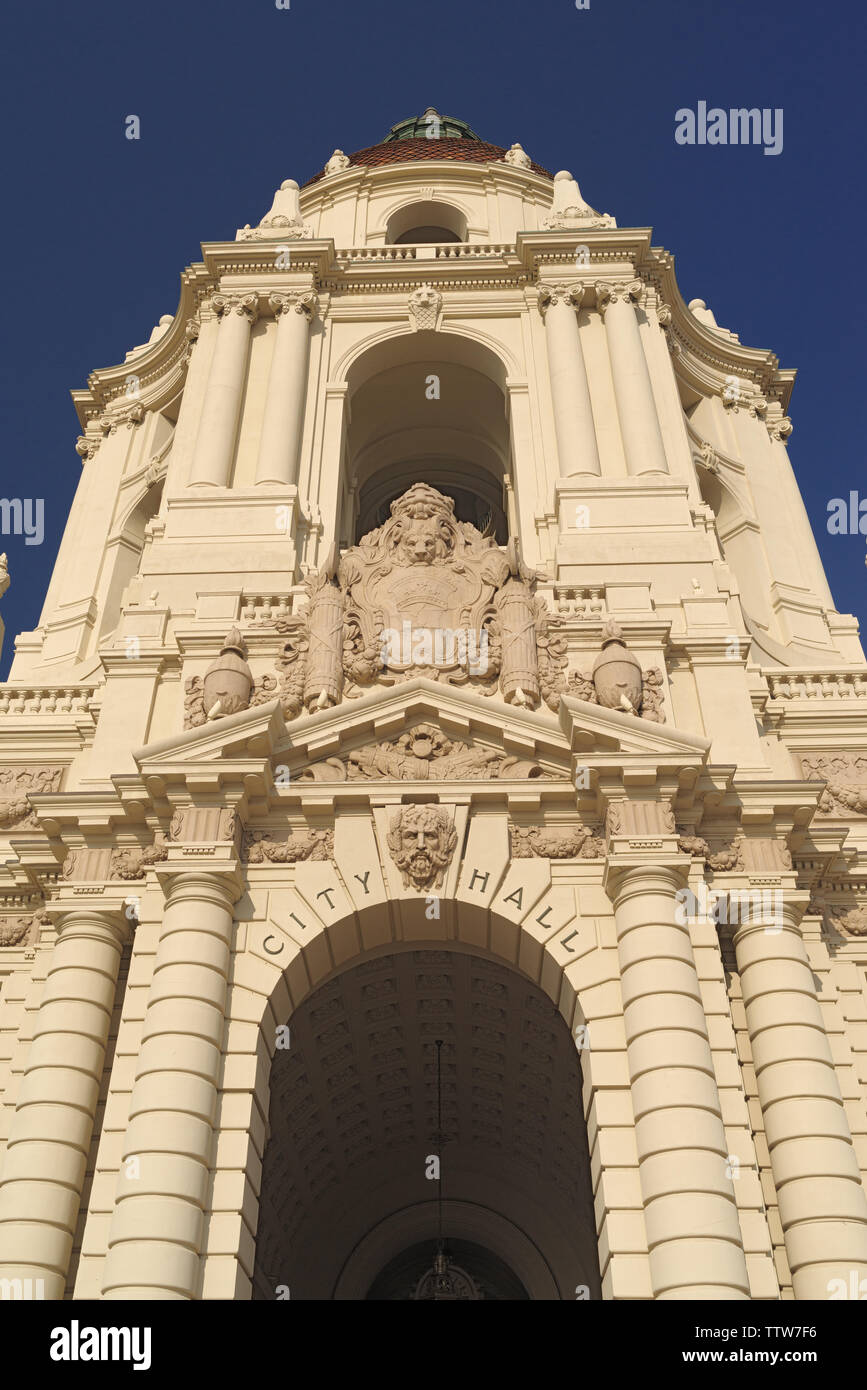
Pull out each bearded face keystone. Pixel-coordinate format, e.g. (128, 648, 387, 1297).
(387, 805, 458, 891)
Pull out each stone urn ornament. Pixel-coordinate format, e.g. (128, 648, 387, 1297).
(203, 627, 254, 720)
(592, 620, 643, 714)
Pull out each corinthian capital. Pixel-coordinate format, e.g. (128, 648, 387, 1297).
(537, 282, 585, 316)
(594, 279, 642, 315)
(269, 290, 318, 322)
(767, 415, 793, 443)
(212, 292, 259, 324)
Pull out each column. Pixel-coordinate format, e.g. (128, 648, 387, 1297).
(189, 292, 258, 487)
(605, 805, 749, 1299)
(731, 891, 867, 1299)
(538, 283, 601, 477)
(101, 836, 243, 1299)
(255, 291, 317, 486)
(0, 900, 129, 1299)
(596, 280, 669, 476)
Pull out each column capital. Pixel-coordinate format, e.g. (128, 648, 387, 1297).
(537, 281, 585, 316)
(594, 278, 643, 315)
(269, 290, 318, 322)
(212, 291, 259, 324)
(42, 896, 132, 944)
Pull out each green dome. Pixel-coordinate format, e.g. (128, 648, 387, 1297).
(384, 108, 481, 142)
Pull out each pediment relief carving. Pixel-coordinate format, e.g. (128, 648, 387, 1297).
(296, 721, 554, 782)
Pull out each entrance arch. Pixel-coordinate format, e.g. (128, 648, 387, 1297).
(251, 939, 600, 1300)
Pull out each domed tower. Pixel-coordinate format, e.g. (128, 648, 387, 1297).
(0, 109, 866, 1305)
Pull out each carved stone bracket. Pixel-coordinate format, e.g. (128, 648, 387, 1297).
(608, 799, 676, 839)
(676, 830, 745, 871)
(109, 838, 169, 880)
(169, 807, 238, 844)
(408, 284, 443, 332)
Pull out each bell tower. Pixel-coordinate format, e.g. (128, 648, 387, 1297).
(0, 109, 866, 1303)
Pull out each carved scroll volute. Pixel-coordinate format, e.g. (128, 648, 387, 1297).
(497, 538, 540, 708)
(302, 555, 345, 712)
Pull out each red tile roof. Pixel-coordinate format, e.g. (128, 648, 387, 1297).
(303, 138, 551, 187)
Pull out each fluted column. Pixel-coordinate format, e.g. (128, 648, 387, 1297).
(605, 804, 749, 1299)
(731, 891, 867, 1299)
(0, 900, 130, 1299)
(255, 291, 317, 486)
(101, 832, 242, 1300)
(189, 292, 258, 487)
(538, 283, 601, 477)
(596, 280, 669, 475)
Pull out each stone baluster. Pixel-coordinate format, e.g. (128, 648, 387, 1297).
(595, 280, 669, 476)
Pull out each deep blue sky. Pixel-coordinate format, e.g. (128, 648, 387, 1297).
(1, 0, 864, 677)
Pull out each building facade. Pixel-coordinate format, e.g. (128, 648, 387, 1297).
(0, 109, 866, 1301)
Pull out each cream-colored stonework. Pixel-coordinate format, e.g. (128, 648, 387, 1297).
(0, 110, 866, 1301)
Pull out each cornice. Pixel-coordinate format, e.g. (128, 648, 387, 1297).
(71, 262, 214, 430)
(68, 222, 798, 431)
(300, 158, 554, 207)
(638, 246, 795, 410)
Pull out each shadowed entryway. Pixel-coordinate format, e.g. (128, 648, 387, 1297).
(252, 943, 600, 1300)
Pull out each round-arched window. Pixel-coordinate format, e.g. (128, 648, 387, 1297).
(386, 200, 467, 245)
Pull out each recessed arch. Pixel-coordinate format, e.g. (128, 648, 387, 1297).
(697, 459, 775, 632)
(342, 330, 515, 543)
(385, 200, 468, 244)
(249, 934, 600, 1300)
(97, 475, 164, 640)
(221, 889, 603, 1303)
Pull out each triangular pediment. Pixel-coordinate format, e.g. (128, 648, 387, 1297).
(129, 679, 710, 784)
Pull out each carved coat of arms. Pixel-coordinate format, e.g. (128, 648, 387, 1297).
(274, 484, 569, 716)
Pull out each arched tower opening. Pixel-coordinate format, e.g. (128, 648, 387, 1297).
(386, 201, 467, 245)
(344, 333, 512, 545)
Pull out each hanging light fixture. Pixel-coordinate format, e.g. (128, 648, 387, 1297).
(411, 1039, 481, 1300)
